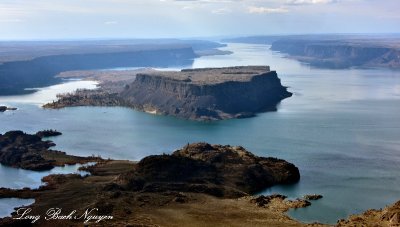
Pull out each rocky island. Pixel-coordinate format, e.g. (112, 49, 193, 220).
(44, 66, 292, 120)
(0, 106, 17, 112)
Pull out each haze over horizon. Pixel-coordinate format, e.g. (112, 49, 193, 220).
(0, 0, 399, 40)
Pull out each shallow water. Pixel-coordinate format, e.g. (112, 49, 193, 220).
(0, 80, 98, 106)
(0, 43, 400, 224)
(0, 198, 35, 219)
(0, 163, 91, 218)
(0, 163, 92, 189)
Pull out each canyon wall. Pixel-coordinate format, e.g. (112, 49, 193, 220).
(271, 39, 400, 68)
(0, 47, 196, 95)
(121, 67, 292, 120)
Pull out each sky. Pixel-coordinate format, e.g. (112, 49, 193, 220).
(0, 0, 399, 40)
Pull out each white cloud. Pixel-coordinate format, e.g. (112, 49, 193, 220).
(212, 8, 231, 14)
(182, 5, 196, 10)
(247, 6, 289, 14)
(287, 0, 336, 5)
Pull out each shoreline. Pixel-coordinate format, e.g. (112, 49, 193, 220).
(0, 80, 99, 108)
(0, 130, 311, 226)
(0, 131, 399, 226)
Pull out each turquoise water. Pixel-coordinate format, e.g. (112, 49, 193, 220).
(1, 43, 400, 224)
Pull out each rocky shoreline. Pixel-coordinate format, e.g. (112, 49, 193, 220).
(0, 130, 399, 226)
(0, 130, 100, 171)
(44, 66, 292, 121)
(0, 130, 312, 226)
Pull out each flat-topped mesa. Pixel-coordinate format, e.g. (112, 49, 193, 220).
(121, 66, 292, 120)
(139, 66, 272, 85)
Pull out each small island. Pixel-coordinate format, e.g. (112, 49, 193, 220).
(44, 66, 292, 120)
(0, 106, 17, 112)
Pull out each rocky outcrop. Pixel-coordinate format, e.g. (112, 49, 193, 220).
(43, 89, 127, 109)
(304, 194, 323, 200)
(0, 138, 305, 226)
(0, 106, 17, 112)
(120, 66, 292, 120)
(0, 161, 306, 227)
(0, 130, 98, 171)
(251, 194, 288, 207)
(35, 129, 62, 138)
(119, 143, 300, 198)
(337, 200, 400, 227)
(271, 39, 400, 69)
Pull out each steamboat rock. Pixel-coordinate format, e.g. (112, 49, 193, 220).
(121, 66, 292, 120)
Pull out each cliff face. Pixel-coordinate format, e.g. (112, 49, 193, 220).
(0, 47, 196, 95)
(121, 66, 292, 120)
(271, 39, 400, 68)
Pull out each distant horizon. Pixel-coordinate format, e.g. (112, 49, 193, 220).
(1, 32, 400, 42)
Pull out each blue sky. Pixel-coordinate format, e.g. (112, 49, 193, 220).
(0, 0, 399, 40)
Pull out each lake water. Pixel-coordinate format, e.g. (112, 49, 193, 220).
(0, 198, 35, 219)
(0, 163, 92, 189)
(0, 43, 400, 224)
(0, 163, 91, 218)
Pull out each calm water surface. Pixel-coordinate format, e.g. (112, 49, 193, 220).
(0, 163, 92, 189)
(1, 43, 400, 224)
(0, 198, 35, 219)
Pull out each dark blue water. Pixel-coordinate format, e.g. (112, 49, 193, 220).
(1, 44, 400, 223)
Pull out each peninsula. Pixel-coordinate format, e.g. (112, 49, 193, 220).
(0, 130, 307, 226)
(1, 131, 400, 226)
(0, 130, 99, 171)
(0, 39, 226, 95)
(44, 66, 292, 120)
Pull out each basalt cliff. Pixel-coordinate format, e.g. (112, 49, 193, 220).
(0, 47, 196, 95)
(224, 35, 400, 69)
(45, 66, 292, 120)
(270, 39, 400, 69)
